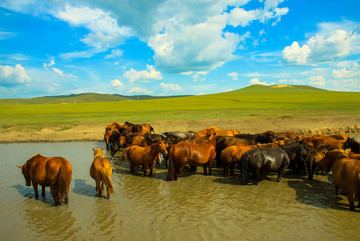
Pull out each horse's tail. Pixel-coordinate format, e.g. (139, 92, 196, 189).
(100, 164, 114, 196)
(166, 145, 175, 181)
(121, 147, 129, 162)
(55, 162, 72, 205)
(240, 152, 248, 185)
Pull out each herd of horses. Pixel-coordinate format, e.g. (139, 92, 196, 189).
(18, 121, 360, 211)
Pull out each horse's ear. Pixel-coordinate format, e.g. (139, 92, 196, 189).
(101, 147, 104, 151)
(92, 148, 95, 152)
(17, 165, 23, 169)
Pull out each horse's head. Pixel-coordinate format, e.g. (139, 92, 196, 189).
(93, 148, 104, 159)
(17, 162, 31, 186)
(158, 141, 168, 157)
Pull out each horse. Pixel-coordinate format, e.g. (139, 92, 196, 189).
(343, 137, 360, 154)
(17, 154, 72, 206)
(304, 145, 329, 180)
(163, 131, 195, 145)
(121, 141, 168, 176)
(196, 126, 239, 137)
(166, 132, 217, 181)
(90, 148, 114, 199)
(111, 134, 145, 156)
(239, 145, 290, 185)
(280, 141, 308, 175)
(319, 149, 360, 210)
(220, 142, 282, 177)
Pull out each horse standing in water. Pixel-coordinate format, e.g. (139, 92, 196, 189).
(167, 132, 217, 181)
(91, 148, 114, 199)
(18, 154, 72, 206)
(121, 141, 168, 176)
(239, 146, 290, 185)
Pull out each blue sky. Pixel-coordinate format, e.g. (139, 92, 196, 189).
(0, 0, 359, 98)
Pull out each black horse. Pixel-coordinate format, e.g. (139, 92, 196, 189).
(280, 141, 308, 175)
(240, 146, 290, 185)
(343, 137, 360, 153)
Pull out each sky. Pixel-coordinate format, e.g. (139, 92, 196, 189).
(0, 0, 360, 98)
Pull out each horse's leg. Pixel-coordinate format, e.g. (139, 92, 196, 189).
(41, 185, 46, 197)
(96, 179, 101, 197)
(203, 164, 207, 175)
(253, 167, 260, 185)
(32, 182, 39, 198)
(101, 181, 105, 195)
(346, 192, 356, 211)
(208, 160, 213, 175)
(150, 162, 155, 176)
(335, 186, 340, 195)
(143, 164, 148, 177)
(230, 163, 235, 176)
(130, 163, 135, 174)
(277, 166, 286, 182)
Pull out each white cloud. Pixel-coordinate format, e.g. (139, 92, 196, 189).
(309, 75, 325, 86)
(228, 72, 238, 80)
(160, 82, 182, 91)
(192, 74, 206, 82)
(0, 64, 31, 86)
(105, 49, 123, 59)
(56, 4, 132, 57)
(128, 87, 153, 94)
(123, 65, 162, 83)
(110, 79, 124, 88)
(249, 78, 271, 85)
(283, 28, 360, 65)
(43, 58, 55, 69)
(333, 67, 360, 79)
(52, 67, 64, 77)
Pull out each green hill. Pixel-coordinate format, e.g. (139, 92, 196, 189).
(224, 84, 327, 94)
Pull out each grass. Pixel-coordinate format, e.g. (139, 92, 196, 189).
(0, 85, 359, 130)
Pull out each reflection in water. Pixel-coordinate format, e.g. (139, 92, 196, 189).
(1, 140, 360, 240)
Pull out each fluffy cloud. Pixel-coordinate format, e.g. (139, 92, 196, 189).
(128, 87, 153, 94)
(123, 65, 162, 83)
(282, 29, 360, 65)
(51, 67, 64, 77)
(249, 78, 271, 85)
(56, 4, 132, 56)
(0, 64, 31, 86)
(228, 72, 238, 80)
(43, 58, 55, 69)
(110, 79, 124, 88)
(160, 83, 182, 91)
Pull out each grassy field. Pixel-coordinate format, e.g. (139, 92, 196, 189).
(1, 85, 359, 129)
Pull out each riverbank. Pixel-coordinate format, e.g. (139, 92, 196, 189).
(1, 116, 360, 143)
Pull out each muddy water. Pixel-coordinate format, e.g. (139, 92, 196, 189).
(1, 140, 360, 241)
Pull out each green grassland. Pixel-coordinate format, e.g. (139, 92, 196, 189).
(0, 85, 359, 128)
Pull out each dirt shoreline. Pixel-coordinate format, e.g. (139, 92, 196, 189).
(1, 116, 360, 143)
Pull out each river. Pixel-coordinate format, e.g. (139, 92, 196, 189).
(1, 138, 359, 241)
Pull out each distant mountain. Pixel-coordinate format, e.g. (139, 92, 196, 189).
(0, 92, 191, 105)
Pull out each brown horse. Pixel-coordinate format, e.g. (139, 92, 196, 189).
(91, 148, 114, 199)
(196, 126, 239, 137)
(18, 154, 72, 206)
(319, 149, 360, 210)
(166, 132, 217, 181)
(121, 141, 168, 176)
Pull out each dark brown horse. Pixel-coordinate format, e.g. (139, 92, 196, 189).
(343, 137, 360, 154)
(166, 132, 217, 181)
(121, 141, 168, 176)
(18, 154, 72, 205)
(91, 148, 114, 199)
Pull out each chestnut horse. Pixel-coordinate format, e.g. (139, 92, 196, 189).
(166, 132, 217, 181)
(18, 154, 72, 206)
(121, 141, 168, 176)
(319, 149, 360, 210)
(91, 148, 114, 199)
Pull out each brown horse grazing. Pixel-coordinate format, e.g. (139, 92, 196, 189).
(121, 141, 168, 176)
(166, 132, 217, 181)
(91, 148, 114, 199)
(18, 154, 72, 206)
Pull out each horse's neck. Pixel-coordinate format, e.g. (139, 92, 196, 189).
(207, 135, 216, 146)
(281, 143, 299, 154)
(149, 143, 161, 157)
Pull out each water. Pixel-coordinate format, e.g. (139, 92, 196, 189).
(1, 139, 360, 241)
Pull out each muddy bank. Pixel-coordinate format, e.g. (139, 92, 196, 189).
(1, 116, 360, 143)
